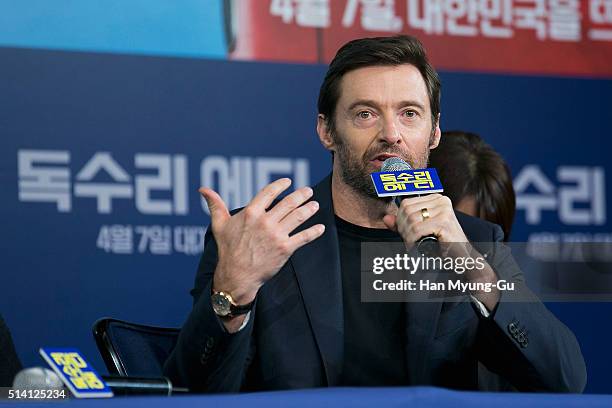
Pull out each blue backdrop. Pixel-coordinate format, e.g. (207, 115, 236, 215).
(1, 31, 610, 393)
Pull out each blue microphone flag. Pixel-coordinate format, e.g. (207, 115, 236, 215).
(39, 347, 113, 398)
(371, 168, 443, 197)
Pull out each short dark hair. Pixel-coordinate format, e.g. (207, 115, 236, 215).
(317, 35, 441, 133)
(428, 131, 516, 241)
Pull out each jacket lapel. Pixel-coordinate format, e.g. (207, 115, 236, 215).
(290, 174, 344, 386)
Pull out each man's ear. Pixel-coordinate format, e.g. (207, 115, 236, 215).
(429, 113, 441, 149)
(317, 114, 335, 152)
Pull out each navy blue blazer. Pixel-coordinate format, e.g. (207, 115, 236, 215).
(164, 175, 586, 393)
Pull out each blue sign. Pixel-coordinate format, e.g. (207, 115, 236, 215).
(39, 348, 113, 398)
(371, 168, 444, 197)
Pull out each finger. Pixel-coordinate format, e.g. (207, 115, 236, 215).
(407, 219, 442, 243)
(382, 214, 397, 231)
(249, 178, 292, 212)
(288, 224, 326, 250)
(399, 195, 451, 218)
(199, 188, 230, 228)
(399, 205, 445, 227)
(267, 186, 314, 222)
(278, 200, 320, 233)
(399, 193, 444, 210)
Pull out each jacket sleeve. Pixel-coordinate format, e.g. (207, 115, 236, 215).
(163, 227, 255, 392)
(475, 225, 587, 393)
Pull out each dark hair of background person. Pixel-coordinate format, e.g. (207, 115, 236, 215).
(1, 314, 23, 386)
(428, 131, 516, 241)
(317, 35, 441, 137)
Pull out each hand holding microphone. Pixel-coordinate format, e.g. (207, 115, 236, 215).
(376, 158, 468, 246)
(384, 193, 468, 244)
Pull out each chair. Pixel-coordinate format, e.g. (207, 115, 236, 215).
(92, 318, 180, 377)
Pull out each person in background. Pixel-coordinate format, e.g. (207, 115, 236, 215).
(428, 131, 516, 241)
(1, 314, 22, 386)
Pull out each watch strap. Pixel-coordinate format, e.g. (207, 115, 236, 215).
(230, 300, 254, 316)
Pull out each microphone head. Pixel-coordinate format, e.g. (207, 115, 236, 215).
(381, 157, 412, 172)
(13, 367, 64, 390)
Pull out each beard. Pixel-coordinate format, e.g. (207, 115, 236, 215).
(332, 130, 431, 199)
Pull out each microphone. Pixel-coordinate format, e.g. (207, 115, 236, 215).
(12, 367, 65, 390)
(380, 157, 416, 207)
(37, 346, 187, 397)
(101, 376, 188, 396)
(12, 368, 186, 397)
(380, 157, 439, 252)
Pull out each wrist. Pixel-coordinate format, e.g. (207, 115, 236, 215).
(211, 290, 254, 318)
(212, 266, 260, 305)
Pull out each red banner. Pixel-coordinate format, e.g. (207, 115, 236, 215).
(230, 0, 612, 77)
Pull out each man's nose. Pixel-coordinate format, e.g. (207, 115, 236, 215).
(380, 116, 401, 145)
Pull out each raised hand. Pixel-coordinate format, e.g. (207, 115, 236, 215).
(200, 178, 325, 307)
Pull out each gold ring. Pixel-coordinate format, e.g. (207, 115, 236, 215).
(421, 208, 430, 221)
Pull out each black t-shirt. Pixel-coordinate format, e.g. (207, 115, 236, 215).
(335, 215, 407, 386)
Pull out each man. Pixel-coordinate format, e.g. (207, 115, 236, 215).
(164, 36, 586, 392)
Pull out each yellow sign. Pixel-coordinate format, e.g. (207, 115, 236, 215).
(50, 352, 105, 390)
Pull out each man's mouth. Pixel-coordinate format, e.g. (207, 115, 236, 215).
(369, 153, 400, 167)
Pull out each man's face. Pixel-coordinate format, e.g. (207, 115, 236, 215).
(319, 64, 440, 198)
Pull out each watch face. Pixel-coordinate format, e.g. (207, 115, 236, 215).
(211, 293, 231, 317)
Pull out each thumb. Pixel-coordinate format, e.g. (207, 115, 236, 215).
(199, 188, 230, 229)
(382, 214, 397, 232)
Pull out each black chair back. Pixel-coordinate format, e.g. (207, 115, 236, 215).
(93, 318, 180, 377)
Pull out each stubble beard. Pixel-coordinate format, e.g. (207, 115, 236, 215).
(332, 130, 431, 200)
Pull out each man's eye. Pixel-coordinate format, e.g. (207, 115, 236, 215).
(357, 111, 372, 119)
(403, 110, 416, 118)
